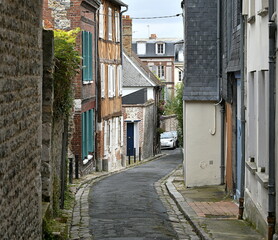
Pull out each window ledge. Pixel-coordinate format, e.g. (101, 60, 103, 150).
(83, 81, 93, 85)
(83, 154, 93, 165)
(247, 15, 256, 24)
(258, 8, 268, 17)
(255, 172, 269, 189)
(245, 160, 257, 174)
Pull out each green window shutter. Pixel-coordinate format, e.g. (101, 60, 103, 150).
(91, 109, 94, 152)
(82, 112, 87, 159)
(88, 32, 93, 81)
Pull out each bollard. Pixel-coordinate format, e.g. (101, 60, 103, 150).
(134, 148, 136, 163)
(139, 147, 142, 162)
(128, 149, 131, 165)
(69, 158, 73, 184)
(75, 155, 79, 179)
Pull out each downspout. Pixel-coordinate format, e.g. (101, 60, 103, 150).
(238, 0, 246, 220)
(120, 5, 128, 65)
(268, 0, 276, 238)
(217, 0, 225, 185)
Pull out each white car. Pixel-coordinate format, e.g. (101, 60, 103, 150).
(160, 132, 176, 149)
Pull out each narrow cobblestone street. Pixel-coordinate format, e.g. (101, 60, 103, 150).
(88, 149, 199, 239)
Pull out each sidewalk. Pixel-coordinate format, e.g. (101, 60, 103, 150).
(166, 166, 265, 240)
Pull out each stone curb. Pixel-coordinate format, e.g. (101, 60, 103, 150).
(69, 153, 165, 239)
(165, 172, 212, 240)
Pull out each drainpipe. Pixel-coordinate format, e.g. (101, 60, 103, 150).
(217, 0, 225, 185)
(238, 0, 246, 220)
(268, 0, 276, 238)
(120, 5, 128, 65)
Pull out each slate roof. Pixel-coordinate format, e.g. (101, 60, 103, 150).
(123, 51, 162, 87)
(132, 40, 179, 58)
(109, 0, 127, 7)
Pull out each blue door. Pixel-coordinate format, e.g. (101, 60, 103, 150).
(236, 78, 242, 199)
(127, 123, 134, 155)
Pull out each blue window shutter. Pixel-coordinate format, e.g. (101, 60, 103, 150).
(87, 110, 91, 153)
(88, 32, 93, 81)
(91, 109, 94, 152)
(82, 112, 86, 159)
(82, 31, 88, 81)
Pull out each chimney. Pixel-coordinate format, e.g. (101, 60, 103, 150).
(149, 34, 157, 40)
(122, 15, 132, 56)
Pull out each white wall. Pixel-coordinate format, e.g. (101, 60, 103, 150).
(183, 102, 221, 187)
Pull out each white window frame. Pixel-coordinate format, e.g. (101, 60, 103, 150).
(101, 63, 105, 98)
(108, 7, 113, 41)
(99, 4, 104, 39)
(115, 117, 119, 149)
(108, 65, 115, 98)
(156, 42, 165, 54)
(115, 11, 120, 42)
(117, 65, 122, 96)
(158, 65, 165, 79)
(109, 119, 112, 152)
(178, 71, 183, 81)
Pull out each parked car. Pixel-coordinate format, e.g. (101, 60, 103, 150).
(170, 131, 179, 147)
(160, 131, 176, 149)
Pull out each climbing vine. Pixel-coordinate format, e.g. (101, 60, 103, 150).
(53, 28, 81, 118)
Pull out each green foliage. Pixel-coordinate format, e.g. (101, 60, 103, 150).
(53, 28, 81, 118)
(164, 83, 184, 143)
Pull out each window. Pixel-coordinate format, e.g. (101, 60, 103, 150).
(82, 109, 94, 159)
(108, 65, 116, 97)
(137, 42, 146, 55)
(156, 43, 165, 54)
(178, 50, 184, 62)
(99, 4, 104, 38)
(158, 65, 165, 79)
(115, 11, 120, 42)
(115, 117, 119, 149)
(101, 63, 105, 98)
(117, 65, 122, 96)
(120, 116, 124, 146)
(108, 7, 112, 41)
(82, 31, 93, 82)
(104, 121, 108, 156)
(179, 71, 183, 81)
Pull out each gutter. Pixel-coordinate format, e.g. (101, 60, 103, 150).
(268, 0, 276, 238)
(217, 0, 225, 185)
(120, 5, 128, 65)
(238, 0, 246, 219)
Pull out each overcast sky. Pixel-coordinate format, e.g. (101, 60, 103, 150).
(122, 0, 183, 39)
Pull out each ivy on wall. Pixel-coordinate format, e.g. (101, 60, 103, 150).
(53, 28, 81, 118)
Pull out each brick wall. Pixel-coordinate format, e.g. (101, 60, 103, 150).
(0, 0, 43, 239)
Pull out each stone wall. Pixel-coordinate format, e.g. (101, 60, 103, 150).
(0, 0, 43, 239)
(160, 115, 178, 132)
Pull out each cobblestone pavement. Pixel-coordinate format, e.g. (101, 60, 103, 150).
(87, 149, 199, 240)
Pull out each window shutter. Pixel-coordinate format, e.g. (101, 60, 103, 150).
(88, 109, 94, 153)
(101, 63, 105, 98)
(82, 31, 88, 81)
(115, 117, 119, 149)
(88, 32, 93, 81)
(113, 65, 116, 97)
(115, 11, 120, 42)
(108, 8, 112, 40)
(117, 65, 122, 96)
(108, 65, 112, 97)
(109, 119, 112, 152)
(82, 112, 86, 158)
(104, 121, 108, 155)
(99, 5, 104, 38)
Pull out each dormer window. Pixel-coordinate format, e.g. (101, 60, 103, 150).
(137, 42, 146, 55)
(156, 42, 165, 54)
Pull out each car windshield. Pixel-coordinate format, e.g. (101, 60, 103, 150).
(161, 132, 174, 139)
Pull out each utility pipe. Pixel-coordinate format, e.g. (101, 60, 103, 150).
(217, 0, 225, 185)
(268, 0, 276, 238)
(238, 0, 246, 220)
